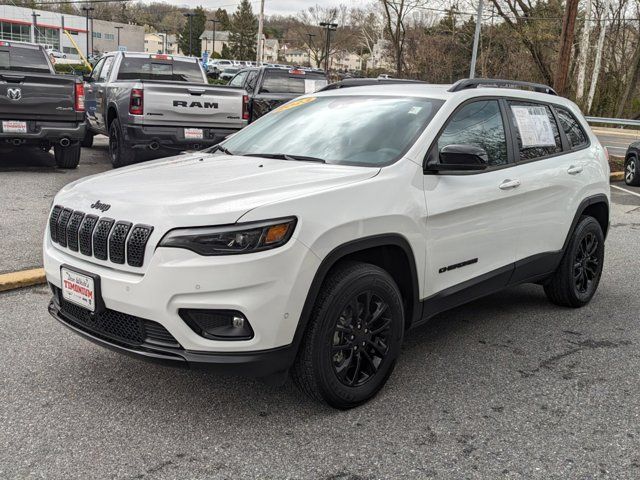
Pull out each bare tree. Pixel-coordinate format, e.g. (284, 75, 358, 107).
(380, 0, 424, 76)
(575, 0, 594, 103)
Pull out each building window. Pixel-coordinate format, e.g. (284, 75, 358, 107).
(63, 46, 78, 55)
(104, 33, 114, 40)
(0, 21, 31, 43)
(92, 32, 102, 38)
(37, 26, 60, 50)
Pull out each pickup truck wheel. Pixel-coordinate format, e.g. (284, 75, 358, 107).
(81, 130, 94, 148)
(53, 142, 80, 169)
(109, 119, 135, 168)
(544, 216, 604, 307)
(625, 156, 640, 186)
(292, 262, 404, 409)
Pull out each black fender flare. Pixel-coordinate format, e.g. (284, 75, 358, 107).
(562, 193, 610, 250)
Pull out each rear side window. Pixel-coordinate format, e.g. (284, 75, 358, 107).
(437, 100, 509, 166)
(261, 71, 328, 94)
(555, 106, 589, 149)
(508, 101, 562, 161)
(117, 57, 204, 83)
(0, 46, 51, 73)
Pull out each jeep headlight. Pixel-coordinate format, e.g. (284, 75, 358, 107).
(158, 217, 297, 256)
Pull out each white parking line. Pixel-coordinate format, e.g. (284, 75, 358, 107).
(611, 184, 640, 198)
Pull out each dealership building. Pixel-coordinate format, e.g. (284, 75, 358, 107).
(0, 5, 143, 58)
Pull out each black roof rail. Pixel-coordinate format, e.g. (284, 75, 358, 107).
(448, 78, 557, 96)
(318, 77, 427, 92)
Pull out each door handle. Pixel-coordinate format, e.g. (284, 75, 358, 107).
(567, 165, 583, 175)
(499, 179, 521, 190)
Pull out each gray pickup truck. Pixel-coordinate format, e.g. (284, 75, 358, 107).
(83, 52, 248, 167)
(0, 41, 86, 168)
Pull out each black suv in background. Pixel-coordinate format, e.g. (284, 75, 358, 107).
(226, 66, 327, 122)
(625, 141, 640, 186)
(0, 41, 86, 168)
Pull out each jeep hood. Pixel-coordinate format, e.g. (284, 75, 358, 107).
(56, 153, 380, 228)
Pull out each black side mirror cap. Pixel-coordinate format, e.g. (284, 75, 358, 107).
(427, 144, 489, 172)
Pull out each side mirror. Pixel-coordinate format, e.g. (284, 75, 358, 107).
(428, 144, 489, 171)
(83, 75, 93, 83)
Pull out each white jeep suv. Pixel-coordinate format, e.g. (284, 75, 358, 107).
(44, 78, 610, 409)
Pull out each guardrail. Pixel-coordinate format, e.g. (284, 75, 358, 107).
(586, 116, 640, 127)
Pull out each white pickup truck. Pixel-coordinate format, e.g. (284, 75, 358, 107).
(83, 52, 248, 167)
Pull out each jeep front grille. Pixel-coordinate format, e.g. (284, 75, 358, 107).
(49, 205, 154, 268)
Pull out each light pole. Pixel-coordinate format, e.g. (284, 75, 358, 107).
(183, 12, 195, 56)
(114, 26, 123, 49)
(306, 33, 316, 67)
(469, 0, 483, 78)
(82, 5, 95, 57)
(256, 0, 265, 63)
(31, 12, 40, 44)
(162, 30, 169, 54)
(319, 22, 337, 74)
(208, 18, 220, 58)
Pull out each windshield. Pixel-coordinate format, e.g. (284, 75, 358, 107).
(221, 95, 443, 166)
(117, 57, 204, 83)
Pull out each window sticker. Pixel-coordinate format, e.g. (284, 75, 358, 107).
(511, 105, 556, 147)
(274, 96, 316, 112)
(408, 106, 422, 115)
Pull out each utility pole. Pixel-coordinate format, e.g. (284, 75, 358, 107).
(114, 26, 123, 49)
(469, 0, 483, 79)
(307, 33, 316, 67)
(209, 18, 220, 58)
(31, 11, 40, 44)
(183, 12, 195, 56)
(162, 30, 169, 54)
(319, 22, 337, 74)
(82, 5, 94, 57)
(554, 0, 580, 95)
(256, 0, 265, 63)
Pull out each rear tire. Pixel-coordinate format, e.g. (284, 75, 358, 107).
(108, 118, 135, 168)
(53, 142, 80, 169)
(544, 216, 604, 308)
(292, 262, 404, 409)
(625, 155, 640, 186)
(81, 130, 94, 148)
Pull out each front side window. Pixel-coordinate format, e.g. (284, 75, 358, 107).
(437, 100, 508, 166)
(555, 106, 588, 149)
(221, 95, 443, 166)
(98, 57, 113, 81)
(508, 101, 562, 160)
(229, 70, 248, 87)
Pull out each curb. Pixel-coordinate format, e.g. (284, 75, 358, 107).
(0, 268, 46, 293)
(610, 171, 625, 182)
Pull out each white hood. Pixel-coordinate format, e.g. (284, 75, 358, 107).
(56, 153, 380, 229)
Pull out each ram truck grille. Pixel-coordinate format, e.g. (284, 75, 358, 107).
(49, 205, 154, 268)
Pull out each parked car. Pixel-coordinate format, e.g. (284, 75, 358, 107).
(44, 78, 610, 408)
(624, 141, 640, 185)
(219, 66, 241, 81)
(82, 52, 248, 167)
(226, 66, 328, 122)
(46, 48, 66, 59)
(205, 58, 232, 75)
(0, 40, 86, 168)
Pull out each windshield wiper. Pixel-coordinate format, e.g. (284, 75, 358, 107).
(244, 153, 326, 163)
(205, 144, 234, 155)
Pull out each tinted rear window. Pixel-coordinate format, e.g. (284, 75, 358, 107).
(117, 57, 204, 83)
(555, 106, 589, 149)
(261, 70, 327, 94)
(0, 46, 51, 73)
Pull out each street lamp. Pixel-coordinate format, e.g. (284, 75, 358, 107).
(183, 12, 195, 56)
(82, 5, 95, 57)
(31, 12, 40, 44)
(114, 26, 123, 50)
(306, 33, 316, 67)
(319, 22, 337, 73)
(208, 18, 220, 58)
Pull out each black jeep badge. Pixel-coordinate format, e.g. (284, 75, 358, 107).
(91, 200, 111, 212)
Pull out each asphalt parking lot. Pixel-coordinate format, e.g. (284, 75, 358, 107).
(1, 135, 640, 478)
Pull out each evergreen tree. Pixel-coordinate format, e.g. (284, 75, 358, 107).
(214, 8, 231, 30)
(178, 6, 206, 57)
(228, 0, 257, 60)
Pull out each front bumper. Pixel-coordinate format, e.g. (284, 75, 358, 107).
(0, 120, 85, 145)
(123, 124, 241, 150)
(48, 296, 296, 377)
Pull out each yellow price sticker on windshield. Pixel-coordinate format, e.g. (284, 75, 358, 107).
(275, 97, 317, 112)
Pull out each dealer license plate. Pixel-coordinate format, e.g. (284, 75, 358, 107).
(61, 267, 96, 312)
(2, 121, 27, 134)
(184, 128, 204, 140)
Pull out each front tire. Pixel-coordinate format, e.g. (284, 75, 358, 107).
(625, 155, 640, 186)
(108, 118, 135, 168)
(544, 216, 604, 307)
(53, 142, 80, 169)
(292, 262, 404, 409)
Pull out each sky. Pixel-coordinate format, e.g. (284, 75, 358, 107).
(167, 0, 368, 16)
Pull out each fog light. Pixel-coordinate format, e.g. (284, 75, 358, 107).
(179, 309, 253, 340)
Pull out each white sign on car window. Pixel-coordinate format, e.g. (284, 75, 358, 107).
(511, 105, 556, 147)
